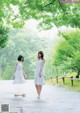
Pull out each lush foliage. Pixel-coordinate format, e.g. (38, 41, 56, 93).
(0, 0, 80, 29)
(0, 24, 9, 48)
(53, 29, 80, 76)
(0, 0, 80, 80)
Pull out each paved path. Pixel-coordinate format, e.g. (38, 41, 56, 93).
(0, 80, 80, 113)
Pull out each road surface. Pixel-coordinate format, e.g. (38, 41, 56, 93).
(0, 80, 80, 113)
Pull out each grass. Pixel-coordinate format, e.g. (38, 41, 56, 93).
(46, 72, 80, 92)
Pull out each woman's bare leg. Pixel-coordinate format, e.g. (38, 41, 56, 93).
(35, 85, 42, 99)
(35, 85, 39, 95)
(38, 85, 42, 98)
(38, 85, 42, 97)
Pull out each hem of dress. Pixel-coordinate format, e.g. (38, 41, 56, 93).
(35, 83, 45, 86)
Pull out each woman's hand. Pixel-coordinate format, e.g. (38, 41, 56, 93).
(23, 72, 28, 78)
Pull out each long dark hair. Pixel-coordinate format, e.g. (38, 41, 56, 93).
(38, 51, 44, 60)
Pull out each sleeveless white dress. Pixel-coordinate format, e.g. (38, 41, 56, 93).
(34, 59, 45, 85)
(13, 62, 26, 95)
(13, 62, 26, 84)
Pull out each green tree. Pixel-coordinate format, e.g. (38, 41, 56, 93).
(0, 24, 9, 48)
(53, 29, 80, 77)
(71, 53, 80, 78)
(0, 0, 80, 28)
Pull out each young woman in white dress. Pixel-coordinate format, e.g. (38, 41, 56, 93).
(34, 51, 45, 99)
(13, 55, 26, 97)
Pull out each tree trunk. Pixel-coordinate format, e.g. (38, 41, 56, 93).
(76, 71, 80, 78)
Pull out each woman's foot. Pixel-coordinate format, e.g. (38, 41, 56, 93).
(22, 94, 26, 97)
(38, 95, 40, 99)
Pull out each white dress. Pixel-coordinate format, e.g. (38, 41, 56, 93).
(13, 62, 26, 95)
(13, 62, 26, 84)
(34, 59, 45, 86)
